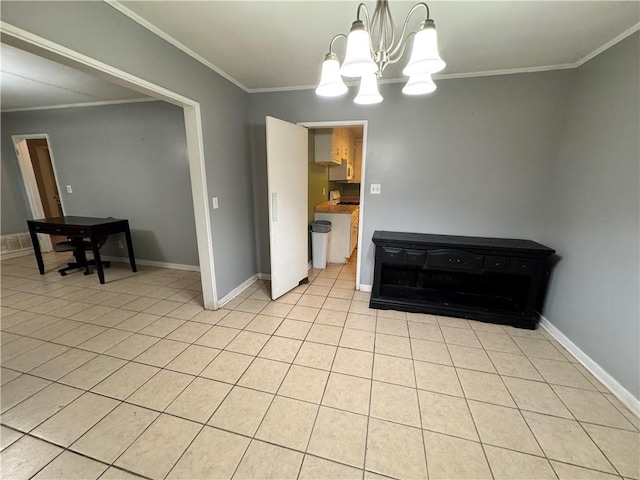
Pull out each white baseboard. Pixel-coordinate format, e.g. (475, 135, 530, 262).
(359, 284, 372, 292)
(0, 247, 34, 260)
(539, 314, 640, 417)
(258, 273, 271, 281)
(218, 274, 260, 307)
(101, 256, 200, 272)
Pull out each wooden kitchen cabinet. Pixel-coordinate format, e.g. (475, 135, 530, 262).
(329, 130, 355, 181)
(314, 128, 347, 166)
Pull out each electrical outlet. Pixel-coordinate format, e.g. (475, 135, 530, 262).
(370, 183, 381, 194)
(117, 241, 124, 249)
(66, 185, 73, 193)
(212, 197, 219, 209)
(322, 187, 326, 196)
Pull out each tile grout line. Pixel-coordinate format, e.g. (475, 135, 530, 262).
(406, 314, 432, 480)
(224, 274, 326, 480)
(296, 268, 353, 479)
(438, 317, 497, 479)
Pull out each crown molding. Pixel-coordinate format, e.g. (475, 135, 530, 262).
(1, 97, 157, 113)
(105, 0, 250, 93)
(105, 1, 640, 95)
(245, 63, 577, 94)
(575, 22, 640, 67)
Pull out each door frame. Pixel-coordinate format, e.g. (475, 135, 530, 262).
(298, 120, 368, 291)
(1, 22, 219, 309)
(12, 133, 65, 252)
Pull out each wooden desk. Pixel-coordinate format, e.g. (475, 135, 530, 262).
(27, 216, 137, 284)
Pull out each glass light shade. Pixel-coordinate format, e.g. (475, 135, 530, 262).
(316, 54, 348, 97)
(340, 21, 377, 78)
(354, 74, 383, 105)
(402, 21, 446, 76)
(402, 74, 437, 95)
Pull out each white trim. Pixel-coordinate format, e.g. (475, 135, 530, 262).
(101, 255, 199, 272)
(575, 22, 640, 67)
(1, 97, 156, 113)
(539, 314, 640, 417)
(105, 0, 249, 93)
(359, 283, 372, 293)
(217, 274, 260, 307)
(0, 22, 196, 106)
(11, 134, 57, 252)
(247, 65, 577, 93)
(299, 120, 368, 292)
(98, 4, 639, 94)
(258, 273, 271, 281)
(1, 248, 34, 260)
(433, 64, 576, 80)
(0, 21, 219, 310)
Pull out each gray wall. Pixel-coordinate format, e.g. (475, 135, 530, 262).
(542, 33, 640, 398)
(1, 138, 32, 235)
(249, 70, 573, 280)
(1, 101, 199, 265)
(1, 1, 255, 297)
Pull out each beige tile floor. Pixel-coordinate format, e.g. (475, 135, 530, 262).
(1, 251, 639, 480)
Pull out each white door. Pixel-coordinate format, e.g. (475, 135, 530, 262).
(266, 116, 309, 300)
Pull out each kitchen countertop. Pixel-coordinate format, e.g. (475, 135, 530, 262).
(314, 201, 359, 214)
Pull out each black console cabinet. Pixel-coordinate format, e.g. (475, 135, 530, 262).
(370, 231, 555, 329)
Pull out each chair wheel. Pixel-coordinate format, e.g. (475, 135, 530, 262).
(60, 271, 67, 276)
(83, 271, 91, 276)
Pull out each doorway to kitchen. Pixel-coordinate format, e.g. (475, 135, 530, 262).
(301, 120, 368, 290)
(12, 134, 65, 252)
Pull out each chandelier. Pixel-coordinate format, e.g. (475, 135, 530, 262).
(315, 1, 445, 104)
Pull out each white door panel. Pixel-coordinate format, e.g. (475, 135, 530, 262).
(266, 116, 308, 299)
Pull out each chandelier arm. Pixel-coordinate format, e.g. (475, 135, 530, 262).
(387, 2, 430, 60)
(376, 1, 395, 53)
(328, 33, 347, 54)
(386, 31, 416, 65)
(356, 3, 371, 29)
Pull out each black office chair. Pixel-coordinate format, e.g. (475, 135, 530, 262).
(54, 235, 111, 276)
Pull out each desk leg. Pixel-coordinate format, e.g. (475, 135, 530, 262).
(90, 237, 106, 284)
(124, 226, 137, 272)
(29, 228, 45, 274)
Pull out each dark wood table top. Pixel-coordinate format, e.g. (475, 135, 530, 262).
(373, 231, 555, 255)
(28, 216, 126, 227)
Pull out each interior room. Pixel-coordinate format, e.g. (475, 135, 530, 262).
(1, 1, 638, 479)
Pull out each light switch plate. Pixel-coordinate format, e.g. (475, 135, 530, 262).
(212, 197, 219, 209)
(370, 184, 381, 194)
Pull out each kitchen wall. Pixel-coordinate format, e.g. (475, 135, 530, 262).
(249, 69, 573, 281)
(541, 33, 640, 399)
(1, 101, 199, 266)
(335, 183, 361, 198)
(1, 1, 255, 298)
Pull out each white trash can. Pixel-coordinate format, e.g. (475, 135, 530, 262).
(311, 220, 331, 268)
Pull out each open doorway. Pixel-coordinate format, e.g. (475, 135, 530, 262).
(303, 121, 367, 291)
(12, 134, 65, 252)
(2, 26, 218, 308)
(263, 118, 368, 300)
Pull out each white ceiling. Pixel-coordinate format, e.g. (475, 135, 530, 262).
(1, 43, 148, 111)
(1, 1, 637, 107)
(116, 1, 640, 91)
